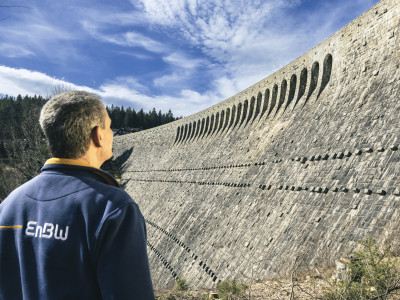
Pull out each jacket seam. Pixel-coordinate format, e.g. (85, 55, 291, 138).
(23, 186, 92, 202)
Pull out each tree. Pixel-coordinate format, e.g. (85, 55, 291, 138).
(124, 107, 138, 128)
(136, 109, 145, 129)
(323, 238, 400, 299)
(0, 95, 48, 202)
(148, 108, 158, 128)
(106, 104, 179, 131)
(45, 83, 73, 99)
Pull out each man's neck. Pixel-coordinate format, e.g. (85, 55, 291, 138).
(75, 152, 103, 169)
(45, 157, 99, 169)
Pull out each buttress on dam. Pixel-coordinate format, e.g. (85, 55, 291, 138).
(112, 0, 400, 290)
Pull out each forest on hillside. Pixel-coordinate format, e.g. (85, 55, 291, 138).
(0, 94, 180, 201)
(106, 105, 181, 130)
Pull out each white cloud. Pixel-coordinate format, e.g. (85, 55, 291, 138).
(98, 73, 222, 116)
(133, 0, 292, 61)
(81, 8, 148, 27)
(117, 51, 154, 60)
(124, 31, 166, 53)
(0, 43, 34, 58)
(131, 0, 380, 100)
(213, 76, 241, 100)
(99, 80, 220, 117)
(0, 65, 218, 116)
(81, 20, 167, 54)
(0, 7, 82, 61)
(152, 52, 213, 88)
(0, 66, 96, 97)
(101, 76, 149, 94)
(154, 72, 184, 87)
(128, 0, 317, 99)
(163, 52, 206, 69)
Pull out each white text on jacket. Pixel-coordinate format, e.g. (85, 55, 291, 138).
(25, 221, 69, 241)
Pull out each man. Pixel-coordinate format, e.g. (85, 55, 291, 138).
(0, 91, 155, 299)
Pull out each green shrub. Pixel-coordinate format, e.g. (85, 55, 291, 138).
(155, 294, 176, 300)
(216, 279, 248, 300)
(175, 276, 188, 291)
(323, 238, 400, 299)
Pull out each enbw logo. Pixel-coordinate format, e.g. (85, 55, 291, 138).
(25, 221, 69, 241)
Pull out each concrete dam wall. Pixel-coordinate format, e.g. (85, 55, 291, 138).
(113, 0, 400, 290)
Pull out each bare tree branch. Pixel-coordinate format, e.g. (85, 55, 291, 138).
(0, 0, 31, 22)
(0, 5, 30, 8)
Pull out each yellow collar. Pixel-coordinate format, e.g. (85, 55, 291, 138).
(45, 158, 98, 169)
(44, 158, 118, 187)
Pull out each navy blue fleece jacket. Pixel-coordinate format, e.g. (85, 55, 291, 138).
(0, 159, 155, 300)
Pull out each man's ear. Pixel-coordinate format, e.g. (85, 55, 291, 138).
(91, 126, 103, 148)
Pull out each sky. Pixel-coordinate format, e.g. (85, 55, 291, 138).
(0, 0, 380, 117)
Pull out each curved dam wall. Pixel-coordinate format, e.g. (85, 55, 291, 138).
(113, 0, 400, 290)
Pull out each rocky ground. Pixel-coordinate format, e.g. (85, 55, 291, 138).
(155, 272, 334, 299)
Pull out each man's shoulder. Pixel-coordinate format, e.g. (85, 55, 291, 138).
(94, 184, 136, 209)
(70, 174, 139, 215)
(1, 175, 39, 203)
(3, 170, 134, 209)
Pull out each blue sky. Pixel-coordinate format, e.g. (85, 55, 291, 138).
(0, 0, 380, 116)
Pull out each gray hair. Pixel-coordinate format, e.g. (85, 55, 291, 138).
(40, 91, 106, 159)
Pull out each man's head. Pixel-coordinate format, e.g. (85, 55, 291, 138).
(40, 91, 112, 162)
